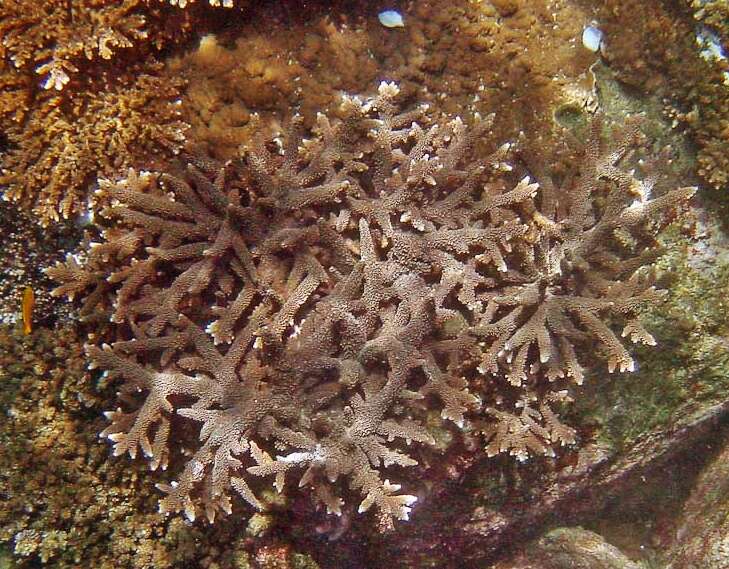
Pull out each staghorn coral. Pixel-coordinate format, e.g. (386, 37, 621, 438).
(48, 83, 694, 527)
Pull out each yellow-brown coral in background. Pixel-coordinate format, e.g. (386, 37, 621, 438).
(0, 0, 232, 96)
(0, 0, 149, 92)
(593, 0, 729, 191)
(0, 0, 240, 225)
(172, 0, 597, 162)
(0, 69, 187, 223)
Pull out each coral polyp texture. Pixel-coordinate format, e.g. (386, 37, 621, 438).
(48, 83, 695, 527)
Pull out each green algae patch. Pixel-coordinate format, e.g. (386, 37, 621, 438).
(246, 513, 274, 538)
(0, 547, 14, 569)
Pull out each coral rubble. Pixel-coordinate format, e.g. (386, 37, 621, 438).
(48, 83, 694, 527)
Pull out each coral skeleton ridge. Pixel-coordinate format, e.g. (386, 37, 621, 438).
(48, 82, 695, 526)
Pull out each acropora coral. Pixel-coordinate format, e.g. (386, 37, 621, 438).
(0, 0, 237, 225)
(48, 82, 695, 528)
(0, 0, 231, 97)
(0, 70, 187, 224)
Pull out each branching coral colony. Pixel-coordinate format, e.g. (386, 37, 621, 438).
(48, 82, 695, 527)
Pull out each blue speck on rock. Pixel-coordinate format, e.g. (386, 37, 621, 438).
(379, 10, 405, 28)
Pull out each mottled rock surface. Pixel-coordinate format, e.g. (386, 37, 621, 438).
(492, 527, 642, 569)
(669, 434, 729, 569)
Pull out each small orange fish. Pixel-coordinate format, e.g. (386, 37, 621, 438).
(21, 286, 34, 335)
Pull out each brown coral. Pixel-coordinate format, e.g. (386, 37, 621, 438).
(0, 0, 149, 93)
(48, 83, 694, 527)
(0, 70, 187, 223)
(172, 0, 598, 164)
(0, 0, 236, 225)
